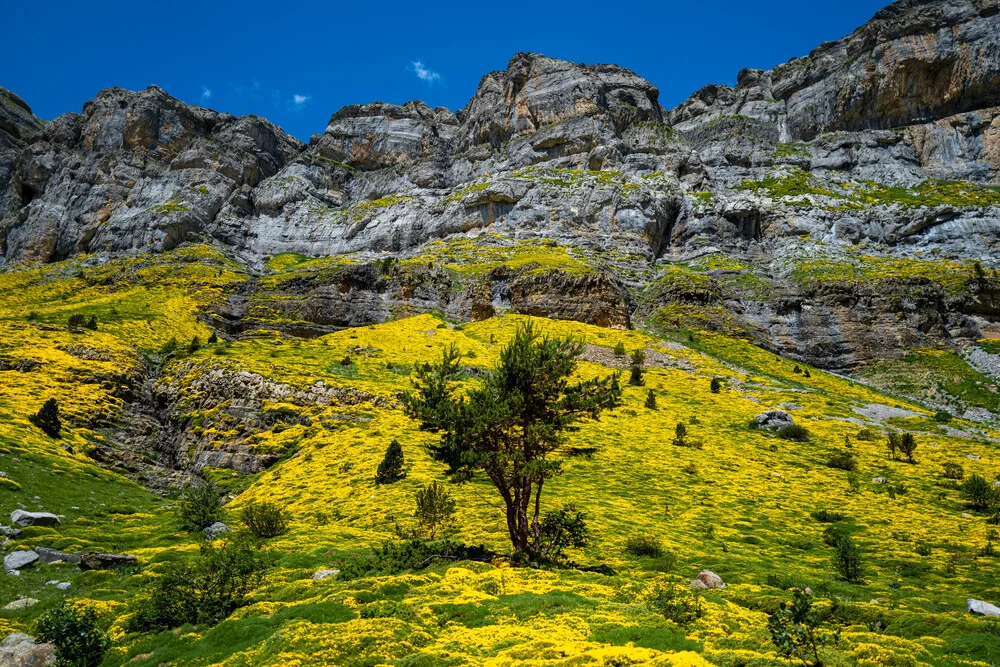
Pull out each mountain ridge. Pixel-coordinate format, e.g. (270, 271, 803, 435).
(2, 0, 999, 378)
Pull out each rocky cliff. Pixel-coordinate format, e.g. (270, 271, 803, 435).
(2, 0, 1000, 373)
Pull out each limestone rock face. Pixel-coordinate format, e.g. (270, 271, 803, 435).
(3, 1, 1000, 373)
(1, 85, 302, 262)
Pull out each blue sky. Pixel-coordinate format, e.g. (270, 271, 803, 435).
(5, 0, 889, 141)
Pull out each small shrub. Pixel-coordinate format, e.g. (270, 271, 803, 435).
(644, 389, 657, 410)
(375, 439, 406, 485)
(793, 365, 802, 374)
(85, 315, 98, 330)
(27, 311, 38, 321)
(672, 422, 688, 447)
(67, 313, 87, 329)
(414, 481, 455, 540)
(777, 424, 810, 442)
(127, 534, 270, 632)
(30, 398, 61, 438)
(710, 377, 722, 393)
(613, 341, 626, 356)
(810, 509, 846, 523)
(933, 410, 953, 423)
(846, 472, 862, 494)
(240, 500, 289, 539)
(207, 332, 219, 344)
(178, 481, 223, 532)
(188, 335, 201, 353)
(886, 432, 901, 459)
(856, 428, 876, 441)
(942, 462, 965, 480)
(628, 349, 645, 387)
(915, 543, 933, 557)
(35, 602, 110, 667)
(768, 589, 839, 667)
(961, 474, 998, 511)
(625, 533, 663, 557)
(833, 535, 864, 582)
(340, 355, 352, 366)
(826, 450, 857, 471)
(898, 433, 917, 463)
(822, 524, 850, 547)
(533, 504, 588, 559)
(647, 582, 701, 625)
(803, 369, 811, 378)
(161, 337, 179, 355)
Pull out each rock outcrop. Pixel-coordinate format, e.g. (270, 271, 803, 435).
(2, 0, 1000, 372)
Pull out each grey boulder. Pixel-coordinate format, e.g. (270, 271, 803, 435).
(3, 598, 38, 611)
(10, 510, 60, 528)
(3, 551, 39, 574)
(204, 522, 233, 540)
(968, 598, 1000, 616)
(754, 411, 795, 430)
(33, 547, 81, 564)
(0, 633, 55, 667)
(311, 569, 340, 581)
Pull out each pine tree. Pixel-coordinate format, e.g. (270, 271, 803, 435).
(30, 398, 62, 438)
(628, 349, 646, 387)
(644, 389, 657, 410)
(207, 332, 219, 344)
(710, 377, 722, 393)
(672, 422, 687, 447)
(414, 481, 455, 539)
(188, 336, 201, 354)
(375, 439, 406, 484)
(402, 322, 621, 552)
(85, 315, 98, 330)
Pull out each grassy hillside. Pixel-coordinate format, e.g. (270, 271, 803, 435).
(1, 248, 999, 666)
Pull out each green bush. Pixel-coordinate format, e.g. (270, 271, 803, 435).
(647, 582, 701, 625)
(833, 535, 864, 582)
(207, 332, 219, 344)
(375, 439, 406, 485)
(67, 313, 87, 329)
(856, 428, 876, 441)
(127, 534, 270, 632)
(810, 509, 846, 523)
(710, 377, 722, 393)
(777, 424, 810, 442)
(625, 533, 663, 557)
(161, 337, 179, 355)
(30, 398, 61, 438)
(188, 335, 201, 353)
(178, 480, 223, 532)
(340, 355, 352, 366)
(85, 315, 98, 330)
(613, 342, 626, 357)
(533, 505, 588, 559)
(961, 474, 998, 511)
(338, 539, 492, 580)
(826, 450, 857, 471)
(240, 500, 289, 538)
(822, 524, 850, 547)
(942, 462, 965, 480)
(933, 410, 953, 423)
(414, 481, 455, 539)
(35, 602, 110, 667)
(768, 589, 839, 667)
(898, 433, 917, 463)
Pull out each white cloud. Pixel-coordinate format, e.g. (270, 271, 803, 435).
(293, 94, 311, 106)
(410, 60, 442, 84)
(200, 87, 212, 101)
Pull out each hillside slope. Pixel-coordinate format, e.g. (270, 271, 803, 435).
(0, 249, 999, 665)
